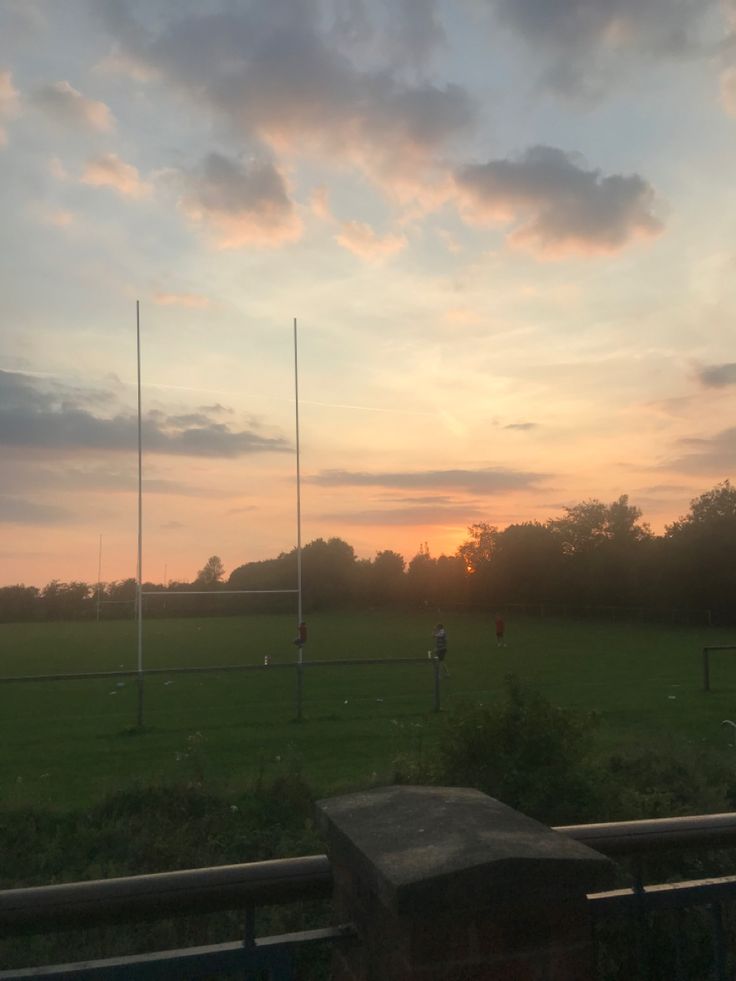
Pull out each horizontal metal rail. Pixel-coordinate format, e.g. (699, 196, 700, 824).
(0, 657, 431, 685)
(588, 875, 736, 918)
(0, 856, 333, 932)
(0, 925, 356, 980)
(5, 811, 736, 933)
(555, 812, 736, 855)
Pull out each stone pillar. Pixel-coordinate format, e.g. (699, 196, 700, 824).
(316, 786, 613, 981)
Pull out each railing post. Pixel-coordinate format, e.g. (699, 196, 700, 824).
(317, 786, 613, 981)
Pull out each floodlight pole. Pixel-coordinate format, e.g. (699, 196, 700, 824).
(136, 300, 144, 728)
(294, 317, 304, 721)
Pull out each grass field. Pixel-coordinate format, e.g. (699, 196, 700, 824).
(2, 611, 736, 811)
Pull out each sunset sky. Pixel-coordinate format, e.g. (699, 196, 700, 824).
(2, 0, 736, 588)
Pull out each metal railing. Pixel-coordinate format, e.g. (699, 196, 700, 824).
(0, 656, 442, 728)
(556, 813, 736, 980)
(0, 855, 350, 980)
(5, 812, 736, 979)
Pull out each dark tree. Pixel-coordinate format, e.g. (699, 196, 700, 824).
(196, 556, 225, 587)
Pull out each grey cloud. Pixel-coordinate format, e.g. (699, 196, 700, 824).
(492, 0, 705, 55)
(173, 152, 302, 247)
(320, 503, 486, 525)
(2, 462, 232, 498)
(455, 146, 662, 255)
(697, 363, 736, 388)
(183, 155, 290, 214)
(99, 2, 474, 178)
(486, 0, 710, 96)
(309, 467, 546, 493)
(504, 422, 538, 430)
(0, 495, 71, 525)
(29, 80, 113, 130)
(0, 370, 288, 458)
(667, 426, 736, 474)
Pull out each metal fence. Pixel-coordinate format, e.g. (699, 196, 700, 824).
(0, 656, 442, 728)
(559, 813, 736, 980)
(4, 811, 736, 978)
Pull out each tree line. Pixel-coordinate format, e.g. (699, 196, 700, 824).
(3, 481, 736, 623)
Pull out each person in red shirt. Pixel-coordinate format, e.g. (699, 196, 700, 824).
(495, 614, 506, 648)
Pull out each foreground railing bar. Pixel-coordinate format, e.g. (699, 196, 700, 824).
(0, 856, 333, 932)
(0, 658, 431, 685)
(555, 812, 736, 854)
(0, 925, 356, 981)
(588, 875, 736, 917)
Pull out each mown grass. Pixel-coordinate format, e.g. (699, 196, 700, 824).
(2, 611, 736, 810)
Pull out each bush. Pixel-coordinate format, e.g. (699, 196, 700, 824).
(395, 675, 603, 824)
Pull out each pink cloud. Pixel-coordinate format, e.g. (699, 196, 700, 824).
(176, 153, 302, 250)
(30, 80, 113, 132)
(81, 153, 150, 198)
(335, 220, 408, 261)
(0, 69, 20, 145)
(153, 291, 210, 309)
(721, 66, 736, 117)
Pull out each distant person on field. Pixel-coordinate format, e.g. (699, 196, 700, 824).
(495, 614, 506, 648)
(433, 623, 449, 677)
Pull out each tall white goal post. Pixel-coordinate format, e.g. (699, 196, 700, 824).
(134, 304, 304, 727)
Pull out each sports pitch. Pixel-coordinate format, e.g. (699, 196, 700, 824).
(2, 611, 736, 810)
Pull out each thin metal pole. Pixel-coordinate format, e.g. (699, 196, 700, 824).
(136, 300, 144, 728)
(294, 318, 304, 723)
(294, 318, 303, 636)
(96, 534, 102, 622)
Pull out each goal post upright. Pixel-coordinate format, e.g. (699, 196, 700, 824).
(136, 299, 144, 728)
(294, 317, 305, 721)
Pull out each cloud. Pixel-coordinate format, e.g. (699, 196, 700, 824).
(0, 370, 289, 458)
(0, 495, 71, 525)
(696, 362, 736, 387)
(153, 291, 210, 308)
(81, 153, 150, 197)
(667, 426, 736, 474)
(485, 0, 710, 96)
(722, 67, 736, 117)
(308, 467, 547, 493)
(454, 145, 663, 257)
(38, 209, 75, 227)
(30, 80, 114, 131)
(321, 503, 486, 525)
(98, 3, 474, 193)
(335, 220, 407, 261)
(0, 69, 20, 145)
(173, 153, 302, 249)
(504, 422, 538, 430)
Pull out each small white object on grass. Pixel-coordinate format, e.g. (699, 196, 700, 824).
(344, 699, 348, 704)
(116, 681, 125, 687)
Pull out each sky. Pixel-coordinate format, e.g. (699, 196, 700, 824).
(2, 0, 736, 588)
